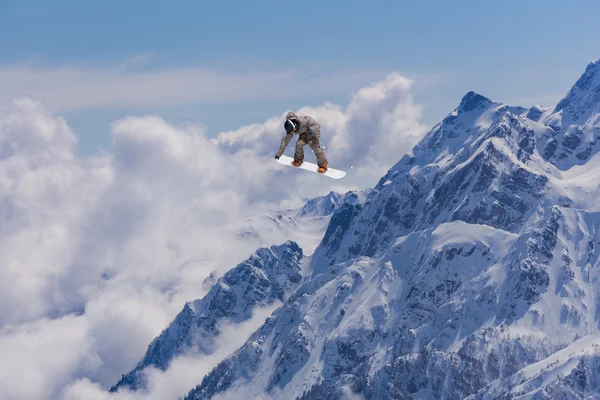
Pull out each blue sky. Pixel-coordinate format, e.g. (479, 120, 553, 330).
(1, 0, 599, 154)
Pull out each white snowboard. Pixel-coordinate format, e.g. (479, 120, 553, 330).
(276, 155, 346, 179)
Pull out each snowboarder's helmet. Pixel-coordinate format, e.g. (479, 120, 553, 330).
(284, 119, 296, 134)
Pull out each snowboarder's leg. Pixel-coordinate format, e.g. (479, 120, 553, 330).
(308, 136, 328, 172)
(294, 137, 307, 166)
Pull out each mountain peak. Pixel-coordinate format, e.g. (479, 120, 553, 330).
(554, 58, 600, 119)
(295, 191, 342, 219)
(458, 91, 493, 113)
(583, 58, 600, 78)
(296, 190, 366, 218)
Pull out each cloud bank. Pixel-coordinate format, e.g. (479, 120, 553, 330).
(61, 304, 280, 400)
(0, 62, 385, 112)
(0, 72, 427, 400)
(215, 72, 427, 190)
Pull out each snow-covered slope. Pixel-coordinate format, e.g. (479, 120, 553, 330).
(468, 332, 600, 399)
(186, 221, 525, 400)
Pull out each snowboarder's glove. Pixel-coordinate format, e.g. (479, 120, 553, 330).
(275, 155, 280, 160)
(307, 127, 314, 135)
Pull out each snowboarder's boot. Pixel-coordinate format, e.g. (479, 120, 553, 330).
(293, 160, 303, 167)
(318, 163, 328, 173)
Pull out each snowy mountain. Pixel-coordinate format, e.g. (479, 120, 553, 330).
(111, 241, 304, 392)
(110, 190, 363, 393)
(174, 58, 600, 400)
(538, 59, 600, 169)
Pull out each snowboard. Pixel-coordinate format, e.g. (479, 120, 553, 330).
(276, 155, 346, 179)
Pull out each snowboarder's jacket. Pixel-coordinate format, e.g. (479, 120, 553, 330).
(275, 112, 321, 158)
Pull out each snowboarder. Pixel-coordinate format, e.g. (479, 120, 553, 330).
(275, 112, 328, 173)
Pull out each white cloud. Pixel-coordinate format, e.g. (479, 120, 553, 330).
(215, 72, 427, 189)
(0, 98, 280, 400)
(0, 71, 427, 400)
(0, 61, 385, 113)
(0, 99, 111, 325)
(62, 304, 279, 400)
(0, 315, 96, 400)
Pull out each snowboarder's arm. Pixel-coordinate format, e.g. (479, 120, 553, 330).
(275, 132, 293, 158)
